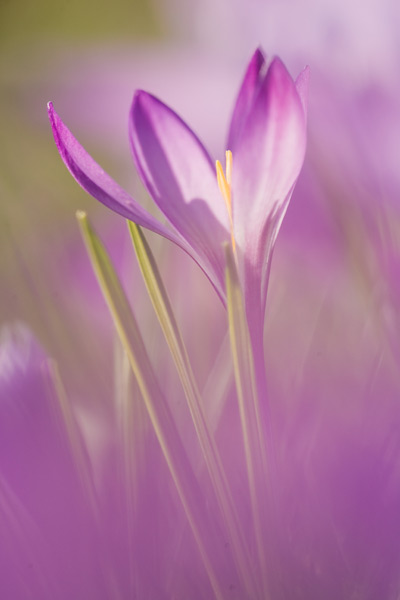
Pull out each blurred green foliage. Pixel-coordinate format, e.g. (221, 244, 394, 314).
(0, 0, 168, 395)
(0, 0, 162, 47)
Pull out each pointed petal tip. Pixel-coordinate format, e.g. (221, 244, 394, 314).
(47, 101, 56, 127)
(130, 90, 164, 129)
(266, 57, 308, 107)
(47, 101, 64, 154)
(47, 102, 59, 131)
(227, 47, 268, 151)
(296, 65, 310, 88)
(252, 46, 266, 65)
(132, 88, 145, 105)
(266, 58, 309, 118)
(268, 55, 287, 73)
(131, 89, 158, 113)
(259, 56, 299, 101)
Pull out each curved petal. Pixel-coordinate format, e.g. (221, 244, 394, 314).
(227, 47, 266, 152)
(48, 103, 226, 302)
(48, 102, 180, 246)
(232, 58, 308, 312)
(129, 91, 229, 290)
(233, 57, 307, 235)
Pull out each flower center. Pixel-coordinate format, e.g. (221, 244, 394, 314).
(216, 150, 236, 253)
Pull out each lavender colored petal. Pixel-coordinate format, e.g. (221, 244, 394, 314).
(130, 91, 229, 293)
(233, 57, 307, 239)
(48, 102, 181, 247)
(232, 57, 308, 313)
(226, 47, 266, 152)
(49, 103, 227, 301)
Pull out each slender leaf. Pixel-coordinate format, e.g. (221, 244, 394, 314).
(225, 242, 270, 596)
(76, 211, 225, 600)
(128, 221, 259, 597)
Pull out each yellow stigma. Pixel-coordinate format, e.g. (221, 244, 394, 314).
(216, 150, 236, 252)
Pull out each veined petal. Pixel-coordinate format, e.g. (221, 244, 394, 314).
(129, 91, 230, 290)
(227, 48, 266, 152)
(48, 102, 226, 301)
(233, 57, 307, 235)
(231, 57, 308, 311)
(48, 102, 180, 246)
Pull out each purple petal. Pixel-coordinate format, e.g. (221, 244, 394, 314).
(48, 102, 181, 246)
(232, 57, 308, 313)
(130, 91, 230, 292)
(227, 47, 266, 152)
(233, 57, 307, 233)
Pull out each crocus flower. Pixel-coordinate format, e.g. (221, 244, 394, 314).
(48, 48, 308, 348)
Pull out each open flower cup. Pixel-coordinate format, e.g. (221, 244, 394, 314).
(48, 48, 308, 367)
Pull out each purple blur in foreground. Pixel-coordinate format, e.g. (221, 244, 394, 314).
(4, 324, 400, 597)
(0, 324, 107, 599)
(48, 48, 308, 329)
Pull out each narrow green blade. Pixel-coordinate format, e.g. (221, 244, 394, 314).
(128, 221, 259, 597)
(77, 211, 224, 599)
(225, 243, 270, 596)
